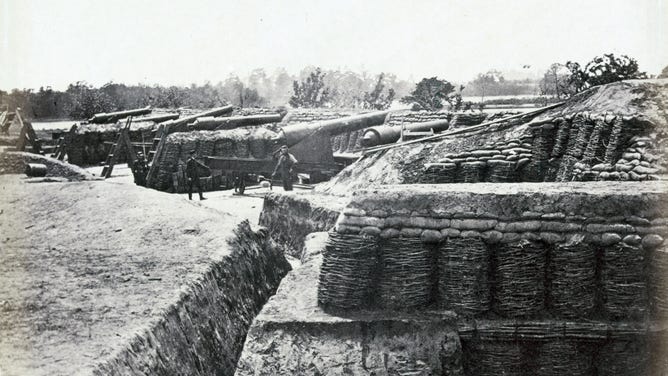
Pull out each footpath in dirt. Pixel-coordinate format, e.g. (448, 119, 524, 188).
(0, 169, 268, 376)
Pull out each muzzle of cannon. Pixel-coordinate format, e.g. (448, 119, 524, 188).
(360, 118, 451, 147)
(162, 105, 234, 133)
(188, 113, 285, 131)
(88, 106, 152, 124)
(133, 113, 180, 123)
(275, 110, 390, 147)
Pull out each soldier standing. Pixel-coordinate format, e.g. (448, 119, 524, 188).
(272, 145, 298, 191)
(131, 151, 149, 186)
(186, 150, 210, 200)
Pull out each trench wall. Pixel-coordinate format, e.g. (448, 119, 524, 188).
(93, 221, 290, 376)
(258, 193, 343, 258)
(318, 183, 668, 375)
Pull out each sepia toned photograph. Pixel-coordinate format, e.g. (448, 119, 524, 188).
(1, 0, 667, 374)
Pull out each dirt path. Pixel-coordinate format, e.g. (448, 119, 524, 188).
(0, 171, 270, 375)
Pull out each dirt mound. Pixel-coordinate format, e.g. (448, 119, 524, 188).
(318, 79, 668, 195)
(532, 79, 668, 125)
(0, 151, 97, 180)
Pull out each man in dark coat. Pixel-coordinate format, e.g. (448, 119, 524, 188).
(131, 152, 149, 186)
(272, 145, 298, 191)
(186, 150, 211, 200)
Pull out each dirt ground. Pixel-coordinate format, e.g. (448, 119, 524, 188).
(0, 163, 291, 375)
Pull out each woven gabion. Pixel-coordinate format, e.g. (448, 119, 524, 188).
(318, 232, 378, 309)
(486, 160, 517, 182)
(536, 340, 593, 376)
(420, 163, 457, 184)
(494, 240, 546, 318)
(548, 242, 597, 318)
(437, 237, 490, 316)
(464, 340, 523, 376)
(377, 237, 432, 310)
(649, 247, 668, 320)
(458, 161, 486, 183)
(597, 339, 648, 376)
(602, 243, 647, 320)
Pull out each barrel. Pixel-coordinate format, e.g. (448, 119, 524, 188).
(25, 163, 47, 177)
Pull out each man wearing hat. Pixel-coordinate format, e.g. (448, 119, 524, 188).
(185, 150, 211, 200)
(272, 145, 298, 191)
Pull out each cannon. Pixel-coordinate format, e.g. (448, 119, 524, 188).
(88, 106, 152, 124)
(188, 113, 286, 131)
(133, 113, 180, 123)
(275, 110, 391, 147)
(162, 105, 235, 133)
(360, 118, 451, 147)
(148, 110, 391, 192)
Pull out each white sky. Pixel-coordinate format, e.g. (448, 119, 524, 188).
(1, 0, 667, 90)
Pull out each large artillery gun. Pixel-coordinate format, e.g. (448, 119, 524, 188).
(170, 110, 391, 193)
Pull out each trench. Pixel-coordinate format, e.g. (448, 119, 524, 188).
(92, 192, 342, 376)
(93, 220, 291, 376)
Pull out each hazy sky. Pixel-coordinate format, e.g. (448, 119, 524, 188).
(1, 0, 666, 90)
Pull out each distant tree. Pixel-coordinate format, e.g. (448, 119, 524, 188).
(65, 81, 117, 119)
(270, 68, 295, 106)
(539, 63, 576, 99)
(361, 73, 395, 110)
(400, 77, 455, 111)
(467, 70, 505, 101)
(289, 67, 334, 108)
(565, 54, 647, 94)
(658, 65, 668, 79)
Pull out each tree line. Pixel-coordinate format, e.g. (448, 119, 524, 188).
(0, 68, 413, 120)
(2, 56, 662, 119)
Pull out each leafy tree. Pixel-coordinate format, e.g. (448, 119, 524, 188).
(539, 63, 577, 99)
(360, 73, 395, 110)
(565, 54, 647, 93)
(400, 77, 455, 111)
(289, 67, 334, 108)
(65, 81, 117, 119)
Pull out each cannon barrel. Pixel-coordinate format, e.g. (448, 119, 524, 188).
(162, 105, 234, 133)
(361, 118, 451, 147)
(276, 110, 390, 147)
(88, 106, 152, 124)
(188, 113, 285, 131)
(133, 113, 180, 123)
